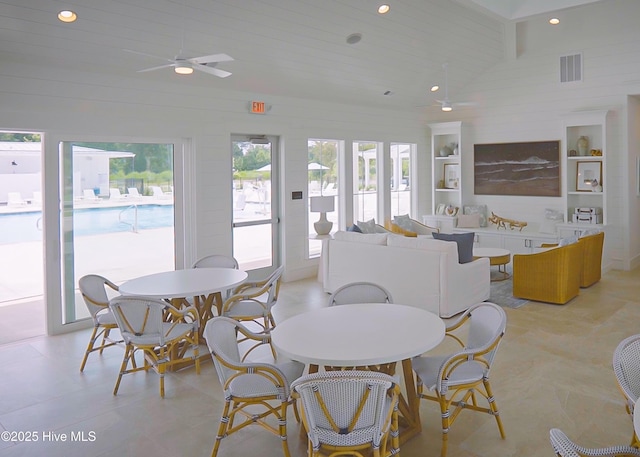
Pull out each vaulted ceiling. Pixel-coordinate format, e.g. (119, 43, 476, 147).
(0, 0, 604, 111)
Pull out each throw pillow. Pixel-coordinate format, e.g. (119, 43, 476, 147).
(558, 235, 579, 246)
(346, 224, 362, 233)
(393, 214, 413, 231)
(356, 218, 377, 234)
(432, 232, 475, 263)
(456, 213, 481, 228)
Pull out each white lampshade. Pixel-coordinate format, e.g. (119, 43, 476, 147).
(310, 195, 335, 213)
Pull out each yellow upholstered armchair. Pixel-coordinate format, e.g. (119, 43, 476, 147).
(385, 215, 439, 237)
(512, 242, 584, 305)
(578, 231, 604, 287)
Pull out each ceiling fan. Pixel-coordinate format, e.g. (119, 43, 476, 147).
(124, 49, 234, 78)
(434, 63, 475, 111)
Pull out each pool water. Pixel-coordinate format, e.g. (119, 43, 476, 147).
(0, 204, 174, 244)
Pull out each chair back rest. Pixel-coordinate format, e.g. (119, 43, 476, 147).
(549, 428, 582, 457)
(328, 281, 393, 306)
(203, 316, 246, 386)
(465, 302, 507, 367)
(613, 334, 640, 408)
(108, 296, 168, 345)
(192, 254, 239, 269)
(263, 265, 284, 305)
(291, 370, 398, 448)
(79, 274, 119, 318)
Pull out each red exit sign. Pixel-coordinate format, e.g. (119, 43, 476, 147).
(250, 101, 266, 114)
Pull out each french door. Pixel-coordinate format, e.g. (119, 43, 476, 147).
(231, 135, 280, 277)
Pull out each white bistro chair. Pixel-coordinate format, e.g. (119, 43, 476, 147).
(613, 334, 640, 447)
(327, 281, 393, 306)
(550, 428, 640, 457)
(204, 316, 304, 457)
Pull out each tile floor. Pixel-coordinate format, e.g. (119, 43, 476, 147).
(1, 269, 640, 457)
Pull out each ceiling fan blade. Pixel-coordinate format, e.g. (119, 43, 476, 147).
(189, 53, 234, 64)
(137, 63, 175, 73)
(123, 49, 173, 63)
(194, 64, 232, 78)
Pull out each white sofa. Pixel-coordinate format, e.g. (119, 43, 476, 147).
(322, 231, 490, 318)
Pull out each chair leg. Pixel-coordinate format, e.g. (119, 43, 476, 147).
(158, 361, 166, 398)
(278, 400, 291, 457)
(79, 325, 100, 372)
(483, 378, 505, 439)
(438, 395, 451, 457)
(99, 328, 112, 354)
(211, 399, 232, 457)
(113, 345, 133, 395)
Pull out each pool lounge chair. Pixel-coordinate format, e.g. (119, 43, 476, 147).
(7, 192, 27, 207)
(109, 188, 125, 200)
(127, 188, 142, 199)
(83, 189, 100, 202)
(151, 186, 172, 200)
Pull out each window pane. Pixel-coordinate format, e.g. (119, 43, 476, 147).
(353, 141, 378, 223)
(308, 139, 339, 258)
(391, 143, 413, 217)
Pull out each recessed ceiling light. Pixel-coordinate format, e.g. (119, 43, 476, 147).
(378, 4, 390, 14)
(346, 33, 362, 45)
(58, 10, 77, 23)
(383, 90, 394, 96)
(549, 17, 560, 25)
(431, 85, 439, 92)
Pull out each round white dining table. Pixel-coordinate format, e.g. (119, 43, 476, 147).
(271, 302, 446, 444)
(119, 267, 248, 340)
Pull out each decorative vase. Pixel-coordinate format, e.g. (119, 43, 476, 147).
(577, 136, 589, 156)
(452, 143, 459, 155)
(439, 145, 452, 157)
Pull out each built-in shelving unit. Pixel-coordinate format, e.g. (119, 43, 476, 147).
(429, 121, 462, 211)
(560, 110, 609, 228)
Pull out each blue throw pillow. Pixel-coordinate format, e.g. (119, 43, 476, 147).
(347, 224, 362, 233)
(432, 232, 475, 263)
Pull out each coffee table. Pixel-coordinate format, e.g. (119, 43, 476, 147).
(473, 247, 511, 281)
(271, 303, 445, 445)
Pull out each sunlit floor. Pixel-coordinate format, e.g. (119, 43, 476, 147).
(1, 269, 640, 457)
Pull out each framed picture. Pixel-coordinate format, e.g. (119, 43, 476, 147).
(436, 203, 446, 215)
(576, 161, 602, 191)
(474, 140, 560, 196)
(443, 163, 459, 189)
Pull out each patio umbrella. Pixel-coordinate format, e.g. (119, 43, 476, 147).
(308, 162, 329, 170)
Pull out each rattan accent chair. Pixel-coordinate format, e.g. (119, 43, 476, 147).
(291, 370, 400, 457)
(108, 296, 200, 397)
(222, 265, 284, 333)
(204, 316, 304, 457)
(327, 281, 393, 306)
(549, 428, 640, 456)
(191, 254, 240, 311)
(78, 274, 122, 372)
(613, 334, 640, 447)
(512, 242, 584, 304)
(412, 302, 507, 457)
(578, 231, 605, 287)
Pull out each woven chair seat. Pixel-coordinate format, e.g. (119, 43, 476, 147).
(95, 310, 117, 325)
(124, 322, 196, 346)
(412, 356, 486, 391)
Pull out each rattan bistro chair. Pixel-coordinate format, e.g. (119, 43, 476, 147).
(191, 254, 240, 312)
(204, 316, 304, 457)
(109, 296, 200, 398)
(550, 428, 640, 457)
(222, 265, 284, 333)
(291, 370, 400, 457)
(78, 274, 122, 372)
(412, 302, 507, 457)
(327, 281, 393, 306)
(613, 334, 640, 447)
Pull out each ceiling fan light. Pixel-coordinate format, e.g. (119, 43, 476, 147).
(430, 85, 439, 92)
(441, 101, 452, 112)
(174, 62, 194, 75)
(58, 10, 77, 23)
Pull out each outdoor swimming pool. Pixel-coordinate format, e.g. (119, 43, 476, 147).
(0, 204, 174, 244)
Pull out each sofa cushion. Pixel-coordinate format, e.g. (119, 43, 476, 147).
(356, 218, 377, 234)
(334, 231, 388, 245)
(432, 232, 475, 263)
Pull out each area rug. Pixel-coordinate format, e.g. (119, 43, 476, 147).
(488, 278, 528, 309)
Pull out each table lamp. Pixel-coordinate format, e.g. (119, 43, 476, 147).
(310, 195, 335, 236)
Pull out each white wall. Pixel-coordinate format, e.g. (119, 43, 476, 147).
(1, 0, 639, 277)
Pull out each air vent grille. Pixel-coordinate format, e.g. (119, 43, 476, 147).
(560, 53, 582, 83)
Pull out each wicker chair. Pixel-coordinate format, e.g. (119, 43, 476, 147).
(291, 370, 400, 457)
(512, 242, 583, 304)
(550, 428, 640, 456)
(613, 334, 640, 447)
(222, 265, 284, 333)
(109, 296, 200, 397)
(412, 302, 507, 457)
(78, 274, 122, 372)
(578, 231, 604, 287)
(191, 254, 240, 311)
(204, 316, 304, 457)
(327, 281, 393, 306)
(385, 216, 439, 237)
